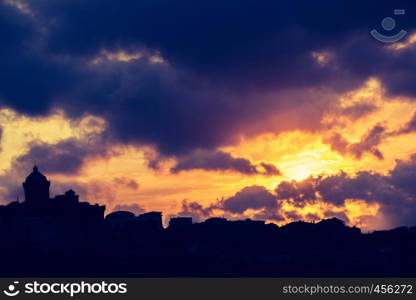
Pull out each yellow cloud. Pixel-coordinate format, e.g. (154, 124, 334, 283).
(2, 76, 416, 231)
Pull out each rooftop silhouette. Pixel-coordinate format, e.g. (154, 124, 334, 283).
(0, 166, 416, 277)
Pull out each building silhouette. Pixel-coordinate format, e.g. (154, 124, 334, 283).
(2, 166, 106, 224)
(0, 166, 416, 277)
(23, 165, 50, 203)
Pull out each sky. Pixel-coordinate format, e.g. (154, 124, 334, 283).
(2, 0, 416, 230)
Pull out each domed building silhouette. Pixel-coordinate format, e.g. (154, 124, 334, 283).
(1, 166, 105, 224)
(23, 166, 50, 203)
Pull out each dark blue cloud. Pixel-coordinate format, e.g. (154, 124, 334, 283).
(27, 0, 412, 88)
(178, 185, 284, 221)
(171, 150, 280, 176)
(221, 185, 278, 214)
(324, 124, 387, 160)
(0, 0, 416, 158)
(13, 138, 110, 175)
(113, 177, 139, 190)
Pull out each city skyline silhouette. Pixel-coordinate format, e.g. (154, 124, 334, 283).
(0, 166, 415, 277)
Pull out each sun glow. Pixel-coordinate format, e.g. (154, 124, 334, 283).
(1, 76, 416, 231)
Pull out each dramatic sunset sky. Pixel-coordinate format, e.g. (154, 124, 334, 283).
(1, 0, 416, 231)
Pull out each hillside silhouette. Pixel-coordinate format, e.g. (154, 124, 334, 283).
(1, 166, 416, 277)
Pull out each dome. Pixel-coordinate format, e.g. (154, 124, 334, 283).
(24, 166, 49, 185)
(22, 166, 50, 203)
(105, 211, 135, 221)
